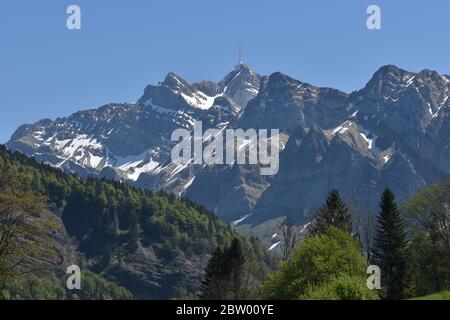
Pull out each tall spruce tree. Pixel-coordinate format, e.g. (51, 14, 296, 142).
(228, 238, 246, 300)
(310, 189, 352, 235)
(372, 188, 407, 300)
(200, 247, 227, 300)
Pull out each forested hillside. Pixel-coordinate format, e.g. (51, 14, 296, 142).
(2, 142, 447, 300)
(0, 145, 274, 299)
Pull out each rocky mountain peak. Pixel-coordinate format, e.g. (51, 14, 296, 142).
(361, 65, 415, 98)
(418, 68, 441, 80)
(161, 72, 191, 90)
(7, 64, 450, 243)
(218, 64, 261, 109)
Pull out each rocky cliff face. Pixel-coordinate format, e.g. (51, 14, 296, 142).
(7, 64, 450, 241)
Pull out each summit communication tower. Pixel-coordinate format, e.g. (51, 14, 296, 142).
(239, 45, 243, 66)
(235, 44, 244, 70)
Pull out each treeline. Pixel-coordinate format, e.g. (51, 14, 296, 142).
(0, 145, 274, 299)
(260, 189, 379, 300)
(0, 145, 232, 256)
(200, 186, 449, 300)
(263, 186, 449, 299)
(199, 189, 376, 300)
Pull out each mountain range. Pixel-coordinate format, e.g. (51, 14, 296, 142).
(7, 63, 450, 243)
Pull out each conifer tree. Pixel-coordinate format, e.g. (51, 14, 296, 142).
(200, 247, 227, 299)
(372, 188, 408, 300)
(310, 189, 352, 235)
(200, 238, 247, 300)
(228, 238, 246, 300)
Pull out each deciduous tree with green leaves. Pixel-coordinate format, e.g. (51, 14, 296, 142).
(402, 179, 450, 296)
(0, 173, 54, 299)
(262, 227, 376, 300)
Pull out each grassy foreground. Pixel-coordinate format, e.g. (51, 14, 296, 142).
(409, 291, 450, 300)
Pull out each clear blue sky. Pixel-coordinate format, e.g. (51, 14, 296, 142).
(1, 0, 449, 142)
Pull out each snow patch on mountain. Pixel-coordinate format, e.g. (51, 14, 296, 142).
(179, 91, 218, 110)
(126, 159, 160, 181)
(268, 241, 281, 251)
(143, 99, 177, 114)
(330, 120, 353, 135)
(359, 127, 380, 153)
(231, 214, 251, 226)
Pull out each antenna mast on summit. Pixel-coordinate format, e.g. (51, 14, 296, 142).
(239, 44, 243, 66)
